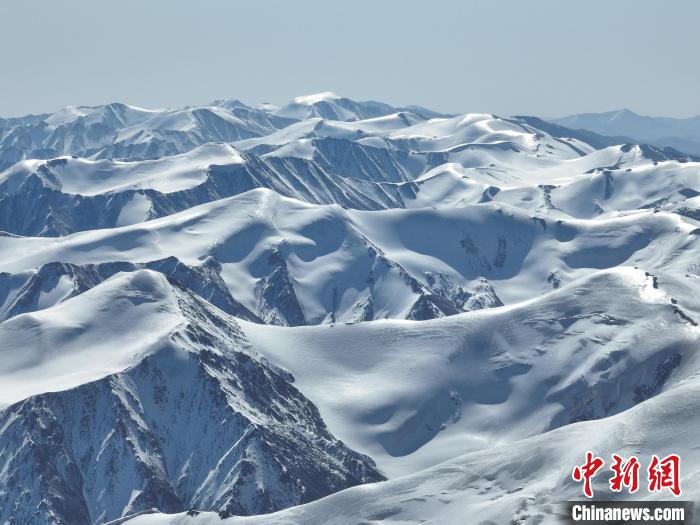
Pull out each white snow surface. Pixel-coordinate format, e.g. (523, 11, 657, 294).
(0, 270, 183, 408)
(2, 94, 700, 524)
(0, 143, 243, 196)
(241, 266, 699, 476)
(119, 380, 700, 525)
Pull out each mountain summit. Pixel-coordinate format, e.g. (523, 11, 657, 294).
(554, 108, 700, 155)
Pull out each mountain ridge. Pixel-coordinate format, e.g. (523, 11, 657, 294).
(0, 270, 384, 524)
(554, 108, 700, 155)
(2, 93, 700, 524)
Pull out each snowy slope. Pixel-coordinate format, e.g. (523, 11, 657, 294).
(0, 257, 262, 324)
(119, 378, 700, 525)
(271, 92, 446, 122)
(0, 271, 382, 525)
(1, 186, 697, 320)
(0, 101, 295, 170)
(0, 93, 441, 171)
(0, 191, 507, 324)
(3, 98, 699, 238)
(241, 267, 699, 476)
(3, 94, 700, 524)
(0, 270, 183, 408)
(0, 143, 243, 196)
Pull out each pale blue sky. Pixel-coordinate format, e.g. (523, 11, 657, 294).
(1, 0, 698, 118)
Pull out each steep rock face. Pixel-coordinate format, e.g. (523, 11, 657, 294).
(309, 137, 421, 183)
(0, 257, 261, 323)
(255, 250, 307, 327)
(362, 244, 503, 323)
(423, 273, 503, 312)
(0, 144, 414, 236)
(0, 276, 384, 525)
(115, 378, 700, 525)
(0, 172, 152, 236)
(0, 250, 503, 328)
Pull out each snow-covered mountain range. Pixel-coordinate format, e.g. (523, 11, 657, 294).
(554, 108, 700, 156)
(1, 93, 699, 524)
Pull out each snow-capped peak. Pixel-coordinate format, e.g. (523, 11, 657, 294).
(292, 91, 342, 105)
